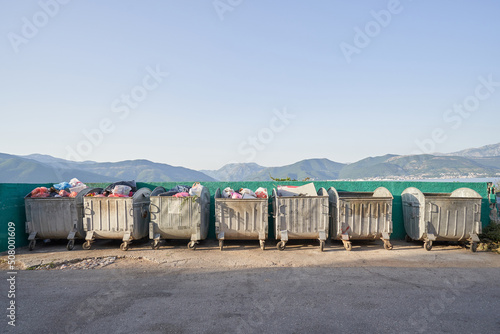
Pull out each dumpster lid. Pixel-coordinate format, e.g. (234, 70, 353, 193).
(151, 186, 167, 197)
(450, 188, 482, 199)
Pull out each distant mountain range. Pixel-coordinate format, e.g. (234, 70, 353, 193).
(443, 143, 500, 158)
(0, 153, 214, 183)
(0, 143, 499, 183)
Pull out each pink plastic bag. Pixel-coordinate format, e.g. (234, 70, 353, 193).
(58, 190, 70, 197)
(31, 187, 49, 198)
(173, 192, 190, 198)
(231, 192, 242, 199)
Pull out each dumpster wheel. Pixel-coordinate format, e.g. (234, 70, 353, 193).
(29, 239, 36, 251)
(152, 241, 161, 250)
(188, 241, 197, 250)
(343, 241, 352, 251)
(219, 240, 224, 251)
(405, 234, 412, 242)
(424, 241, 433, 251)
(470, 242, 478, 253)
(276, 241, 286, 251)
(120, 242, 129, 251)
(260, 240, 265, 251)
(66, 239, 75, 251)
(320, 240, 325, 252)
(82, 241, 92, 250)
(383, 241, 393, 250)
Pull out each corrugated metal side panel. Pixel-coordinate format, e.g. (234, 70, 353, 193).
(215, 199, 268, 240)
(84, 198, 134, 239)
(25, 198, 79, 239)
(276, 197, 328, 239)
(151, 196, 200, 239)
(338, 199, 392, 239)
(426, 198, 482, 241)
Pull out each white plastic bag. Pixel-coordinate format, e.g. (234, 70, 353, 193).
(69, 178, 87, 194)
(255, 187, 268, 199)
(189, 182, 203, 197)
(239, 188, 256, 197)
(69, 178, 84, 187)
(222, 187, 234, 198)
(113, 185, 132, 195)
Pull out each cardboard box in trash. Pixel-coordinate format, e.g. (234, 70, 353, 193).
(277, 183, 317, 197)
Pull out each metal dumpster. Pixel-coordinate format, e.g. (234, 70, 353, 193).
(24, 187, 101, 251)
(214, 188, 268, 250)
(273, 187, 329, 251)
(327, 187, 393, 251)
(149, 186, 210, 250)
(401, 187, 482, 252)
(82, 187, 151, 251)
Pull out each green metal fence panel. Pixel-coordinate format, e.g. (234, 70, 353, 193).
(0, 181, 492, 252)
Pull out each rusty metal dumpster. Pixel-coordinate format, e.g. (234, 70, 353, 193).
(82, 187, 151, 251)
(24, 187, 101, 251)
(327, 187, 393, 251)
(214, 188, 268, 250)
(149, 186, 210, 250)
(273, 187, 329, 251)
(402, 187, 482, 252)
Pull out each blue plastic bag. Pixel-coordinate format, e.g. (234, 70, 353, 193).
(53, 182, 71, 191)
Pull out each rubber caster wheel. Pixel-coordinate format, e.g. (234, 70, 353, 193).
(320, 241, 325, 252)
(260, 241, 265, 251)
(120, 242, 129, 251)
(188, 241, 197, 250)
(276, 241, 286, 251)
(424, 241, 433, 251)
(344, 242, 352, 251)
(384, 242, 393, 250)
(405, 234, 412, 242)
(29, 240, 36, 251)
(470, 242, 477, 253)
(66, 240, 75, 251)
(151, 241, 160, 250)
(219, 240, 223, 251)
(82, 241, 91, 250)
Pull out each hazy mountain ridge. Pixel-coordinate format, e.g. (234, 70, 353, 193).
(445, 143, 500, 158)
(200, 163, 265, 182)
(249, 159, 345, 181)
(339, 154, 500, 180)
(2, 154, 214, 183)
(1, 142, 499, 183)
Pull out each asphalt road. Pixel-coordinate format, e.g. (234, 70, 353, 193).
(2, 266, 499, 334)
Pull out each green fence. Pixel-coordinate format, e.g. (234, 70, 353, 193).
(0, 181, 494, 252)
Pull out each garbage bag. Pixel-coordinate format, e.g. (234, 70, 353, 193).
(151, 187, 166, 197)
(104, 181, 137, 193)
(189, 183, 203, 197)
(53, 182, 71, 191)
(222, 187, 234, 198)
(255, 187, 268, 199)
(112, 185, 132, 195)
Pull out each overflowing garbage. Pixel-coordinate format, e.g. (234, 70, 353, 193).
(276, 183, 318, 197)
(29, 178, 87, 198)
(85, 180, 137, 198)
(221, 187, 268, 199)
(155, 182, 205, 198)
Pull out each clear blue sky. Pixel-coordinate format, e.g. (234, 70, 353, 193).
(1, 0, 499, 170)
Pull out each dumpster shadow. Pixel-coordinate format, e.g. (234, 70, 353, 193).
(216, 240, 267, 252)
(273, 239, 342, 252)
(328, 239, 393, 252)
(394, 240, 468, 252)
